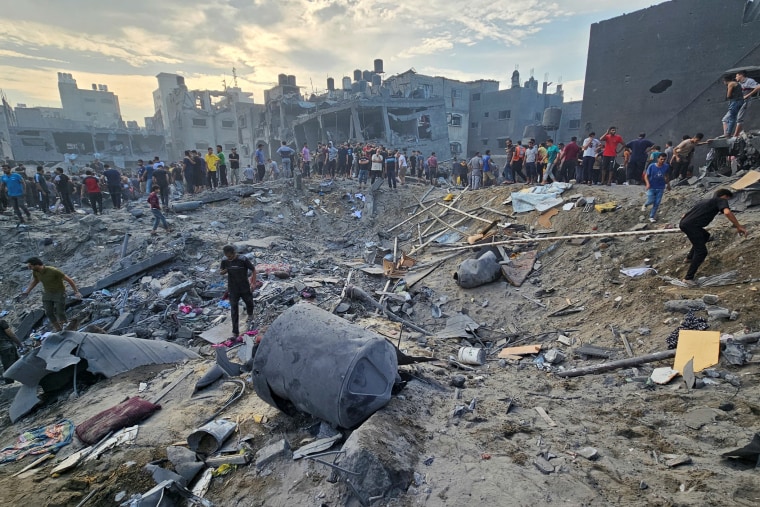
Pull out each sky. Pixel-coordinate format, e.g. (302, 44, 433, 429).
(0, 0, 662, 125)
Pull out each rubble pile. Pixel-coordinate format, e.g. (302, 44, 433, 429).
(0, 166, 759, 506)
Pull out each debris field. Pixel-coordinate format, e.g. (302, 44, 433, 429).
(1, 164, 760, 507)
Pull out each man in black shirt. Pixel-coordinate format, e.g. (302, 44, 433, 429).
(102, 164, 122, 209)
(679, 188, 747, 285)
(153, 164, 171, 208)
(220, 245, 257, 337)
(228, 147, 240, 185)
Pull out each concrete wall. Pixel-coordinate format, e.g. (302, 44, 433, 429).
(581, 0, 760, 150)
(467, 78, 565, 157)
(58, 74, 123, 128)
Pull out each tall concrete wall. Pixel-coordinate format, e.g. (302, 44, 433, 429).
(581, 0, 760, 147)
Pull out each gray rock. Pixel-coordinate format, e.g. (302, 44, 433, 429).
(664, 299, 706, 313)
(577, 447, 599, 460)
(533, 457, 555, 474)
(340, 398, 420, 504)
(255, 439, 292, 469)
(544, 348, 566, 365)
(707, 306, 731, 320)
(702, 294, 719, 304)
(449, 375, 466, 388)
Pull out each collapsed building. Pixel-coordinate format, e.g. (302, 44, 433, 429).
(151, 73, 264, 162)
(263, 60, 580, 162)
(581, 0, 760, 143)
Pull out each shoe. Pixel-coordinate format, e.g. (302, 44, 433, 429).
(641, 204, 647, 212)
(649, 217, 656, 223)
(681, 279, 698, 287)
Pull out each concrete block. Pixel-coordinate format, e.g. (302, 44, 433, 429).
(255, 439, 291, 469)
(340, 402, 420, 503)
(109, 312, 134, 332)
(664, 299, 706, 313)
(159, 281, 195, 299)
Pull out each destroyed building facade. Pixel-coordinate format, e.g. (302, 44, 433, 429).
(266, 61, 579, 162)
(151, 73, 264, 162)
(1, 73, 166, 168)
(581, 0, 760, 142)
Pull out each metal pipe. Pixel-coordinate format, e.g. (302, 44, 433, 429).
(436, 228, 682, 252)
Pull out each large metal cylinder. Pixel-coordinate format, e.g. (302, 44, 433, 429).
(278, 73, 287, 85)
(252, 304, 398, 429)
(342, 76, 352, 91)
(327, 77, 335, 91)
(373, 59, 384, 73)
(353, 69, 362, 82)
(287, 74, 296, 86)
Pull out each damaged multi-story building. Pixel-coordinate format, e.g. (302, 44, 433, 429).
(581, 0, 760, 143)
(259, 59, 580, 163)
(0, 73, 166, 169)
(151, 73, 264, 161)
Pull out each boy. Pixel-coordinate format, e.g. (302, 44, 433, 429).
(148, 185, 171, 235)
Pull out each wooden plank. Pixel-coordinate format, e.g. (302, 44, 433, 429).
(535, 407, 557, 427)
(436, 202, 494, 224)
(498, 344, 541, 358)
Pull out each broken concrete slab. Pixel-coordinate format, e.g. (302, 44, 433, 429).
(435, 313, 480, 340)
(664, 299, 706, 313)
(651, 367, 679, 385)
(534, 456, 555, 474)
(576, 447, 599, 460)
(340, 400, 420, 504)
(255, 439, 291, 469)
(293, 434, 343, 460)
(108, 312, 134, 332)
(13, 309, 46, 340)
(233, 235, 283, 251)
(198, 323, 232, 345)
(683, 408, 716, 430)
(80, 252, 176, 297)
(158, 281, 195, 299)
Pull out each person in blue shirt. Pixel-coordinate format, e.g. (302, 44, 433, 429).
(642, 153, 671, 222)
(1, 165, 32, 224)
(276, 141, 296, 178)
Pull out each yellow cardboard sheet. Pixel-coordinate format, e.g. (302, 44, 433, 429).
(731, 170, 760, 190)
(673, 330, 720, 373)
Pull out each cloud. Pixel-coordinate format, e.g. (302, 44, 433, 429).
(0, 0, 662, 122)
(0, 49, 67, 64)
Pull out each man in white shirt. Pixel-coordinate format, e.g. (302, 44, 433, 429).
(581, 132, 601, 184)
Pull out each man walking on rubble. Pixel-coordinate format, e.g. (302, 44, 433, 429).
(679, 188, 747, 286)
(670, 133, 704, 180)
(216, 145, 228, 186)
(35, 166, 51, 214)
(220, 245, 257, 338)
(1, 164, 32, 224)
(21, 257, 81, 332)
(53, 167, 75, 213)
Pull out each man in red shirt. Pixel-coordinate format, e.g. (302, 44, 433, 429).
(81, 170, 103, 215)
(599, 126, 624, 186)
(560, 137, 581, 182)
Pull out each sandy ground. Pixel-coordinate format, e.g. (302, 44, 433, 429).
(0, 174, 758, 506)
